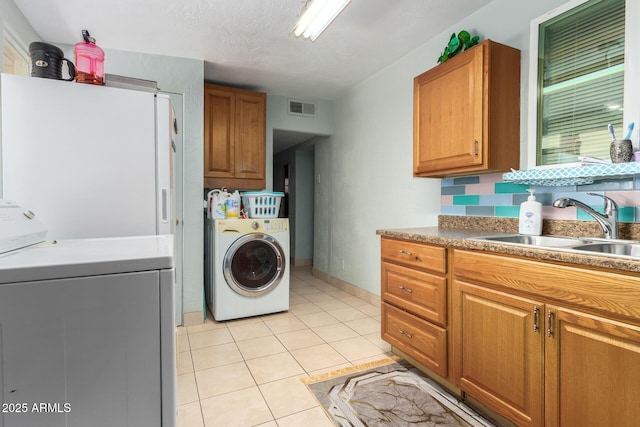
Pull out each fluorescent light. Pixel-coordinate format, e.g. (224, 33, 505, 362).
(292, 0, 351, 41)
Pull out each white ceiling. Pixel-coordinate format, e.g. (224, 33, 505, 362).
(14, 0, 492, 153)
(14, 0, 492, 101)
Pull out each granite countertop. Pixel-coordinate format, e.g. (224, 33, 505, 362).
(377, 219, 640, 274)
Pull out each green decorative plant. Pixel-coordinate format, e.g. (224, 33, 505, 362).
(437, 31, 481, 64)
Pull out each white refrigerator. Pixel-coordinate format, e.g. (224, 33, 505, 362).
(0, 73, 176, 240)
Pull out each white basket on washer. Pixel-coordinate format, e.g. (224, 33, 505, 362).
(241, 191, 284, 218)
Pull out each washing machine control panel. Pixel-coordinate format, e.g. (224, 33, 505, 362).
(216, 218, 288, 233)
(260, 219, 287, 232)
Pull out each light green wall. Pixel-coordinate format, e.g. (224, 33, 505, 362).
(320, 0, 572, 296)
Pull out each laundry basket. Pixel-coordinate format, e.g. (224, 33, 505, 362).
(241, 191, 284, 218)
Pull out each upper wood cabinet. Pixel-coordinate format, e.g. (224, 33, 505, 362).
(204, 83, 266, 189)
(413, 40, 521, 177)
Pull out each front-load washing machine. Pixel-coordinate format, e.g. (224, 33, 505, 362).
(208, 218, 289, 321)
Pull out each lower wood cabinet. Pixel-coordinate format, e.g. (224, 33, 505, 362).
(380, 237, 449, 380)
(453, 249, 640, 427)
(381, 237, 640, 426)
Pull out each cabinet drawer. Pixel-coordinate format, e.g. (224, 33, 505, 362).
(381, 238, 445, 273)
(382, 303, 447, 377)
(382, 262, 446, 326)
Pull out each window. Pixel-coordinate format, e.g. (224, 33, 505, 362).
(3, 31, 29, 76)
(528, 0, 629, 167)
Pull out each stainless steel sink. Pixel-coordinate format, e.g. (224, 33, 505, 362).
(572, 243, 640, 257)
(470, 234, 640, 260)
(473, 234, 589, 247)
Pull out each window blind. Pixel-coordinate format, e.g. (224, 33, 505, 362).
(537, 0, 625, 165)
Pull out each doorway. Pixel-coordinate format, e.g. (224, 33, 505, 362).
(273, 131, 319, 268)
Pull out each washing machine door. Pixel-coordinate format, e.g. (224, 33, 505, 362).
(223, 233, 286, 297)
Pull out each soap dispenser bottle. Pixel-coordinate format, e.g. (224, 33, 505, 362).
(519, 189, 542, 235)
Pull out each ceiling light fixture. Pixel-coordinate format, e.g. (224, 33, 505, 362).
(292, 0, 351, 42)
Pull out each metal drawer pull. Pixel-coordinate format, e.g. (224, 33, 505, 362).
(533, 306, 539, 332)
(398, 249, 422, 262)
(547, 311, 554, 337)
(399, 285, 413, 293)
(399, 330, 413, 339)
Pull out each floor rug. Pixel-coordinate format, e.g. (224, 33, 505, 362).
(302, 357, 495, 427)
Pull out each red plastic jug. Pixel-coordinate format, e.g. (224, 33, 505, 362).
(74, 30, 104, 85)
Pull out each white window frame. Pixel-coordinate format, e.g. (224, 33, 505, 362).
(2, 28, 30, 75)
(526, 0, 640, 169)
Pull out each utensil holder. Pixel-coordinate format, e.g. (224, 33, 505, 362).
(610, 139, 633, 163)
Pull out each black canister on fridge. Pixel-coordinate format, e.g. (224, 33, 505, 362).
(29, 42, 75, 81)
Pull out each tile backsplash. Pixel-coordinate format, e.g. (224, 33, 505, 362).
(441, 173, 640, 223)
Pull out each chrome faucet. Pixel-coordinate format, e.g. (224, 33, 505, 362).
(552, 193, 618, 239)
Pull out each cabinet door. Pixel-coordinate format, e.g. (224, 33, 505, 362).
(204, 86, 235, 179)
(413, 40, 520, 177)
(546, 306, 640, 427)
(235, 92, 266, 180)
(456, 281, 544, 427)
(413, 44, 484, 175)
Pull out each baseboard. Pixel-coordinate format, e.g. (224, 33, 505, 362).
(311, 267, 329, 283)
(311, 268, 380, 307)
(182, 309, 205, 326)
(293, 258, 312, 267)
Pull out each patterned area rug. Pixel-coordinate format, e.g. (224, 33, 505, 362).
(302, 358, 495, 427)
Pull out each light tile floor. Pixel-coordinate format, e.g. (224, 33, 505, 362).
(176, 267, 392, 427)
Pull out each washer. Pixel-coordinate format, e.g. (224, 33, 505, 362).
(208, 218, 289, 321)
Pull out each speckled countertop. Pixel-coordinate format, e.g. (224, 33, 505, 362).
(376, 216, 640, 274)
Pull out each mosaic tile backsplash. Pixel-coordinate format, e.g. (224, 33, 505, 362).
(441, 173, 640, 223)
